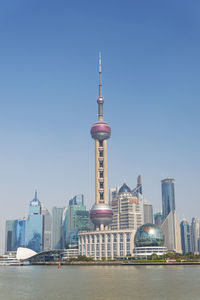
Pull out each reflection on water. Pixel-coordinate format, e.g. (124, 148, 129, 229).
(0, 265, 200, 300)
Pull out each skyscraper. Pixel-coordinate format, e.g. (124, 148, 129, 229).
(109, 187, 120, 205)
(67, 195, 89, 231)
(111, 183, 142, 230)
(132, 175, 153, 225)
(161, 178, 175, 220)
(137, 175, 142, 195)
(143, 198, 153, 224)
(15, 219, 26, 249)
(62, 195, 90, 248)
(154, 212, 163, 226)
(25, 191, 43, 253)
(90, 53, 113, 230)
(161, 210, 182, 253)
(191, 217, 199, 254)
(41, 205, 52, 251)
(160, 179, 182, 253)
(5, 220, 16, 253)
(180, 219, 192, 254)
(52, 206, 65, 249)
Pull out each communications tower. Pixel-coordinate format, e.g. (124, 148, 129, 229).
(90, 54, 113, 230)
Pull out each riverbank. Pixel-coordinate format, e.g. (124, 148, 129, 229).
(30, 261, 200, 266)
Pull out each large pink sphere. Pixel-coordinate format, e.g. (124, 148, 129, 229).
(90, 203, 113, 227)
(91, 121, 111, 140)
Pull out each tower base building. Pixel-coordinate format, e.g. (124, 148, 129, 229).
(79, 229, 136, 260)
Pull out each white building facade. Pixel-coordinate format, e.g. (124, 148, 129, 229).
(111, 184, 143, 231)
(79, 229, 136, 260)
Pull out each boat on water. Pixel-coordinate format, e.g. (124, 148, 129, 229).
(0, 257, 24, 266)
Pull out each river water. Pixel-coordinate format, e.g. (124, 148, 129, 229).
(0, 265, 200, 300)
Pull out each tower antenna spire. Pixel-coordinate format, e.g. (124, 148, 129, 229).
(99, 52, 102, 98)
(98, 52, 104, 120)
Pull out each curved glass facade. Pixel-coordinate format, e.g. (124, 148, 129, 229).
(161, 178, 175, 219)
(134, 224, 164, 247)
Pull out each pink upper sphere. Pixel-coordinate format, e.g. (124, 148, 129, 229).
(91, 121, 111, 140)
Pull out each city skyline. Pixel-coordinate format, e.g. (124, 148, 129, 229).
(1, 0, 200, 253)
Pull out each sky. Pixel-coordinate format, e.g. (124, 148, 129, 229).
(0, 0, 200, 253)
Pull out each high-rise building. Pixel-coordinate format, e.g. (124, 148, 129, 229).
(137, 175, 142, 195)
(62, 195, 90, 248)
(154, 212, 163, 226)
(25, 191, 43, 253)
(52, 206, 65, 249)
(89, 53, 113, 231)
(41, 205, 52, 251)
(143, 198, 153, 224)
(161, 178, 175, 220)
(5, 219, 26, 253)
(67, 195, 89, 232)
(111, 183, 143, 230)
(160, 210, 182, 253)
(160, 179, 182, 253)
(109, 187, 120, 205)
(132, 175, 153, 225)
(191, 217, 199, 254)
(5, 220, 16, 253)
(180, 219, 192, 254)
(15, 219, 26, 249)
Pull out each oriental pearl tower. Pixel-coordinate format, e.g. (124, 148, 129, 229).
(90, 53, 113, 231)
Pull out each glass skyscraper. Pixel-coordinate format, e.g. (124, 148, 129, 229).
(161, 178, 175, 220)
(41, 205, 52, 251)
(154, 212, 163, 226)
(5, 220, 16, 252)
(52, 206, 65, 249)
(191, 217, 199, 254)
(180, 219, 192, 254)
(5, 219, 26, 252)
(67, 195, 89, 232)
(62, 194, 90, 249)
(25, 191, 43, 253)
(15, 219, 26, 249)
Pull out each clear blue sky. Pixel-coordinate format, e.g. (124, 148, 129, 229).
(0, 0, 200, 252)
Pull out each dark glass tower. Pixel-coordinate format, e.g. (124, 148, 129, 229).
(161, 178, 175, 220)
(180, 219, 192, 254)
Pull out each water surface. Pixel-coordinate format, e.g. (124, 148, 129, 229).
(0, 265, 199, 300)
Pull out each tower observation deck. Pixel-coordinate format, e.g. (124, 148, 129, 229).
(90, 53, 113, 231)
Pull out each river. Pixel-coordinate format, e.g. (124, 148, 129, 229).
(0, 265, 199, 300)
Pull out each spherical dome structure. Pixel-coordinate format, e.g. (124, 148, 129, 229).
(134, 224, 164, 247)
(91, 121, 111, 140)
(118, 183, 132, 194)
(97, 96, 104, 104)
(90, 203, 113, 227)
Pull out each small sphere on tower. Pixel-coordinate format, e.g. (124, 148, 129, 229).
(97, 96, 104, 104)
